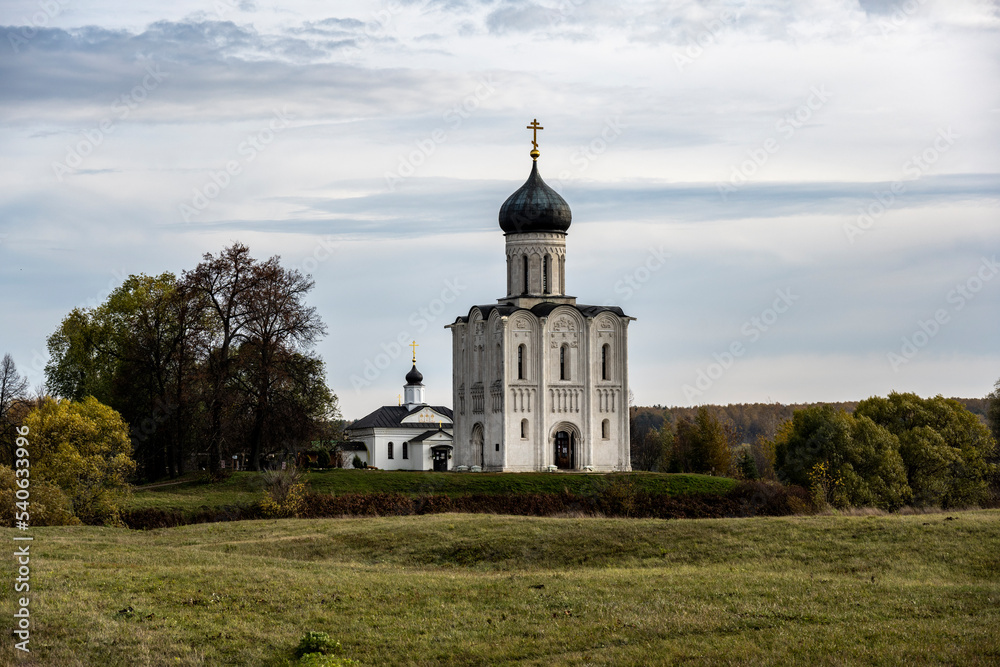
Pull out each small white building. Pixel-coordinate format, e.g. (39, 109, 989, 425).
(345, 362, 455, 471)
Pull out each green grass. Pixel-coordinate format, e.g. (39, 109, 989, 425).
(128, 470, 737, 513)
(3, 511, 998, 665)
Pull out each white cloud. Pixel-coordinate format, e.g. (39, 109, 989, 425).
(1, 0, 998, 417)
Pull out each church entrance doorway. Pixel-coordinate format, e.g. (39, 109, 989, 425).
(432, 447, 449, 472)
(555, 430, 574, 469)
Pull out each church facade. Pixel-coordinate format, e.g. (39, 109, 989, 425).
(446, 122, 633, 472)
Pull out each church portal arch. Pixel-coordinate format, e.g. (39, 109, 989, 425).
(549, 421, 581, 470)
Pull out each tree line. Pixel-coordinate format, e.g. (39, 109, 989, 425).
(1, 243, 339, 482)
(630, 388, 1000, 509)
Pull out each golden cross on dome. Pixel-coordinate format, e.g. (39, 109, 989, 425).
(526, 119, 543, 160)
(409, 340, 419, 363)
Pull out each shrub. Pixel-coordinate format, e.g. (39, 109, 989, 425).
(316, 449, 331, 469)
(261, 466, 307, 518)
(0, 465, 80, 526)
(297, 654, 359, 666)
(351, 455, 363, 469)
(295, 632, 340, 658)
(21, 396, 136, 525)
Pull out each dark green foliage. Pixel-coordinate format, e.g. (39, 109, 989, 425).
(738, 450, 759, 480)
(295, 632, 340, 659)
(777, 405, 911, 510)
(855, 392, 996, 507)
(43, 245, 339, 481)
(351, 455, 363, 469)
(673, 408, 730, 475)
(316, 449, 331, 468)
(121, 478, 807, 529)
(987, 379, 1000, 453)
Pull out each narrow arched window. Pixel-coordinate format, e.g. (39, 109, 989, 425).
(402, 442, 408, 459)
(522, 255, 529, 294)
(560, 345, 568, 381)
(521, 419, 528, 439)
(602, 344, 610, 380)
(543, 255, 550, 294)
(387, 442, 394, 459)
(517, 344, 525, 380)
(602, 419, 610, 439)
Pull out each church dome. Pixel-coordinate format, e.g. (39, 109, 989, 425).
(405, 364, 423, 386)
(498, 161, 572, 234)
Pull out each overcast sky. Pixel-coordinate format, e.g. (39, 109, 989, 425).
(1, 0, 998, 420)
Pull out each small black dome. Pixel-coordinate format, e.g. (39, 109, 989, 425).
(405, 364, 423, 385)
(499, 161, 572, 234)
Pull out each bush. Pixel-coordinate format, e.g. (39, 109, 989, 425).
(21, 396, 136, 525)
(0, 465, 80, 527)
(295, 632, 340, 658)
(261, 466, 307, 518)
(297, 654, 359, 666)
(316, 449, 331, 469)
(351, 455, 363, 469)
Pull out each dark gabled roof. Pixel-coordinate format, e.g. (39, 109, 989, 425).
(451, 302, 629, 324)
(346, 405, 454, 431)
(407, 428, 453, 443)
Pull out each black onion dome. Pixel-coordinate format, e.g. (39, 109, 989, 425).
(498, 161, 572, 234)
(405, 364, 423, 385)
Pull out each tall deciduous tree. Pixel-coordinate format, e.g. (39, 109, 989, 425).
(855, 392, 995, 507)
(238, 258, 326, 470)
(0, 354, 30, 466)
(777, 404, 911, 510)
(43, 243, 337, 481)
(182, 244, 263, 474)
(671, 408, 730, 475)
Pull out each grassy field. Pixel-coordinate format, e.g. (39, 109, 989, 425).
(2, 510, 998, 665)
(128, 470, 738, 512)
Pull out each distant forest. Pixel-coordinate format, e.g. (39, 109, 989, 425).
(631, 398, 991, 448)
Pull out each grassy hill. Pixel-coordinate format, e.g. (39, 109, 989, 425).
(129, 470, 738, 513)
(3, 511, 998, 665)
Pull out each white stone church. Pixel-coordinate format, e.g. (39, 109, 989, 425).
(446, 124, 633, 471)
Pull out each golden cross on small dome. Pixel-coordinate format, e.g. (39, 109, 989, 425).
(526, 118, 543, 160)
(409, 340, 419, 363)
